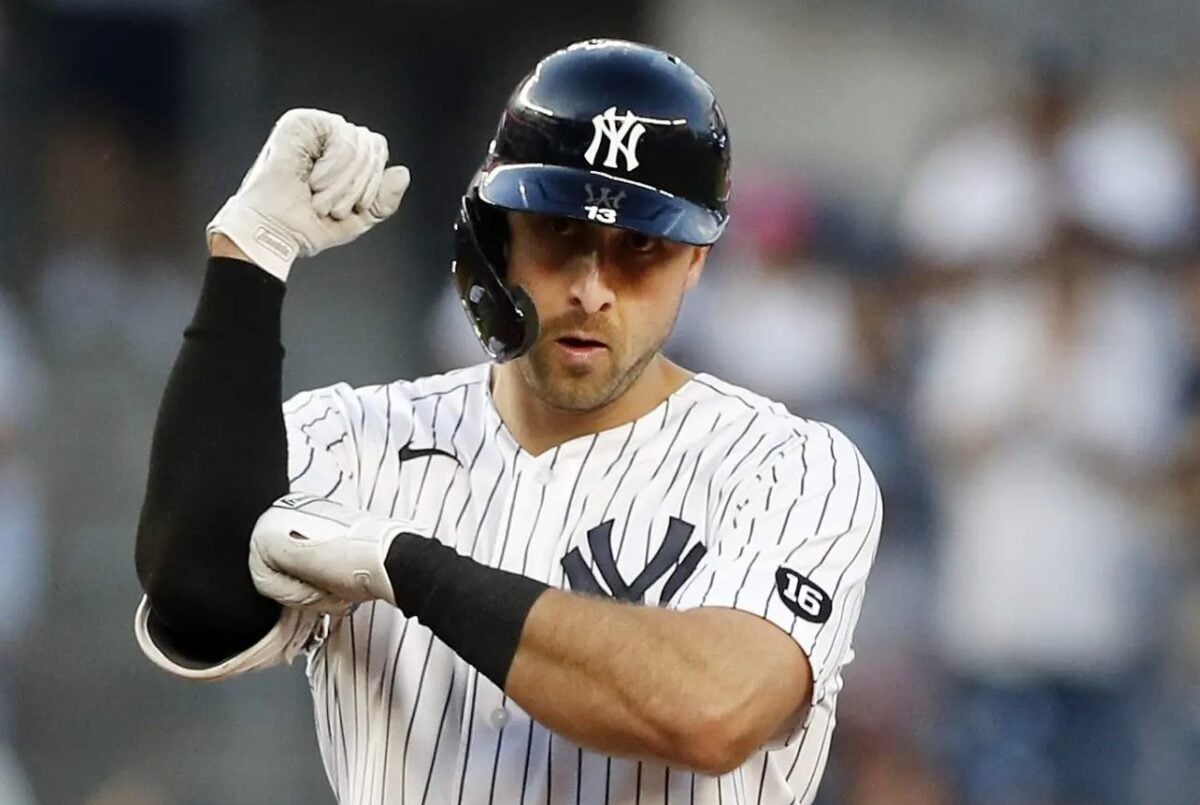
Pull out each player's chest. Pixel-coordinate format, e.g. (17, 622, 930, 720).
(375, 436, 725, 606)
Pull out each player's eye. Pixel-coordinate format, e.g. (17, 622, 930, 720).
(624, 232, 661, 254)
(546, 216, 578, 237)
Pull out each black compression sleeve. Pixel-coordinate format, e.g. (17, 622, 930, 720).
(135, 258, 289, 663)
(384, 535, 550, 689)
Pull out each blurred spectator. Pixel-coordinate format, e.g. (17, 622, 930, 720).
(1158, 152, 1200, 796)
(1161, 394, 1200, 801)
(672, 172, 863, 412)
(900, 47, 1081, 276)
(1059, 111, 1196, 258)
(31, 3, 198, 370)
(1171, 82, 1200, 244)
(1174, 87, 1200, 400)
(0, 290, 46, 805)
(903, 46, 1193, 804)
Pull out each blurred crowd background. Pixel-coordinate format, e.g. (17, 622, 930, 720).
(0, 0, 1198, 802)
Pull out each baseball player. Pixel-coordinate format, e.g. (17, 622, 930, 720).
(134, 40, 881, 804)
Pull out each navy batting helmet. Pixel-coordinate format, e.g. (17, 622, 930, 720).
(451, 39, 732, 362)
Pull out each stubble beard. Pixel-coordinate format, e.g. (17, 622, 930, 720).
(518, 334, 663, 413)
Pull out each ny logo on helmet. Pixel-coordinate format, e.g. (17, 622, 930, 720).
(582, 183, 626, 223)
(584, 183, 626, 210)
(585, 107, 647, 172)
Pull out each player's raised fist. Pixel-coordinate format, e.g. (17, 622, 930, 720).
(206, 108, 411, 281)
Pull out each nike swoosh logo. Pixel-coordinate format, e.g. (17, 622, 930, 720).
(398, 443, 461, 466)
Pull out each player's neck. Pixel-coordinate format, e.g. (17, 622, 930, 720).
(491, 356, 691, 456)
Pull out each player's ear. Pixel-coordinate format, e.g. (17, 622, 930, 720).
(683, 245, 708, 291)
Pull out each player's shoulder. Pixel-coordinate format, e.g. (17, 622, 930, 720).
(379, 363, 490, 408)
(688, 372, 846, 443)
(284, 364, 489, 430)
(687, 372, 873, 482)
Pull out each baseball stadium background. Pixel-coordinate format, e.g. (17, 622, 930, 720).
(0, 0, 1198, 802)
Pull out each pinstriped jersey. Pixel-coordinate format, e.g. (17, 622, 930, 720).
(136, 362, 881, 804)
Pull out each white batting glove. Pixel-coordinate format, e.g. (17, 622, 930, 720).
(250, 493, 418, 608)
(207, 108, 411, 282)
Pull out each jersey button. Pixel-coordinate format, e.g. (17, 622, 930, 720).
(489, 707, 510, 729)
(535, 467, 555, 485)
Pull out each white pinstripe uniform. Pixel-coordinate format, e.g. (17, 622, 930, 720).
(136, 362, 881, 804)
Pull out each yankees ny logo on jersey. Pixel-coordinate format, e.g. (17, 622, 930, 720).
(561, 517, 706, 604)
(585, 106, 647, 171)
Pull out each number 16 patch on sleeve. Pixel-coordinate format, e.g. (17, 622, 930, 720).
(775, 567, 833, 623)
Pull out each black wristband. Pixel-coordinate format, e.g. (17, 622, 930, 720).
(385, 534, 550, 689)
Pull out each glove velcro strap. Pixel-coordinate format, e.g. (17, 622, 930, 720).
(207, 198, 300, 282)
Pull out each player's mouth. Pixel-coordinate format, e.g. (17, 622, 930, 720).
(554, 333, 609, 360)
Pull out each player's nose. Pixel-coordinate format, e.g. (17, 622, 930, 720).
(567, 261, 615, 315)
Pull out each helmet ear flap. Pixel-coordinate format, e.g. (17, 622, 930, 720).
(466, 187, 510, 277)
(451, 189, 540, 363)
(507, 283, 540, 358)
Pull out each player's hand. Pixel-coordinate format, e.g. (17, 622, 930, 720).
(249, 493, 413, 608)
(206, 108, 411, 281)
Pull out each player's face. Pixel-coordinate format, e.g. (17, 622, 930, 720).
(505, 212, 706, 411)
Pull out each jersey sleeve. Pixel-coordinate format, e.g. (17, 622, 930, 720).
(282, 383, 367, 507)
(670, 423, 883, 747)
(133, 384, 365, 680)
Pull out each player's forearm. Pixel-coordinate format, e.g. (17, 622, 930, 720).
(254, 494, 811, 773)
(379, 534, 803, 774)
(504, 590, 808, 775)
(135, 257, 288, 661)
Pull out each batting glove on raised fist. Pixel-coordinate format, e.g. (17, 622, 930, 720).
(250, 493, 419, 609)
(207, 108, 410, 281)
